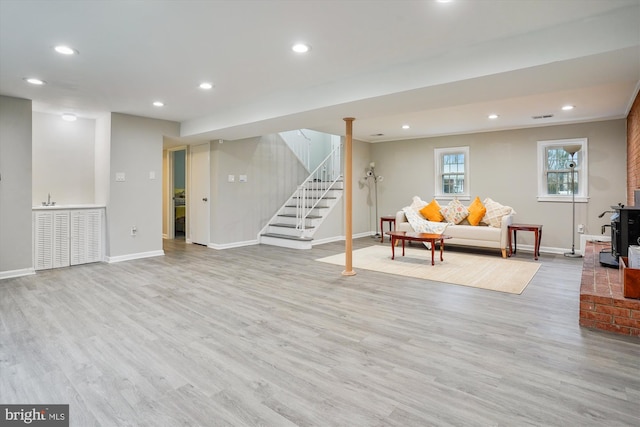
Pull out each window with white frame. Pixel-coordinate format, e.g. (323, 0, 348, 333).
(434, 146, 469, 200)
(537, 138, 588, 202)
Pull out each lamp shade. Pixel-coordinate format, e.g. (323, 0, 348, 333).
(563, 144, 582, 155)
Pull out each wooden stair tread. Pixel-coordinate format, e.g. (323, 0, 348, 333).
(261, 233, 313, 241)
(270, 223, 315, 229)
(277, 214, 321, 219)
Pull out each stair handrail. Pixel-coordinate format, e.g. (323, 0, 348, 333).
(279, 130, 312, 172)
(296, 143, 342, 230)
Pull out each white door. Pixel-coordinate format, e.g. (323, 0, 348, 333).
(190, 142, 210, 245)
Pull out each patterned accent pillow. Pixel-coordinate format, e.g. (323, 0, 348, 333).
(482, 198, 516, 227)
(441, 199, 469, 224)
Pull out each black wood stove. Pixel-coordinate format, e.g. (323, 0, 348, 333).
(599, 203, 640, 268)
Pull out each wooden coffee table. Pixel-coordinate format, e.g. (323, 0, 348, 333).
(386, 231, 452, 265)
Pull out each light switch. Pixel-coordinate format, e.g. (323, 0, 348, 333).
(239, 174, 247, 183)
(115, 172, 125, 182)
(149, 171, 156, 180)
(228, 174, 235, 183)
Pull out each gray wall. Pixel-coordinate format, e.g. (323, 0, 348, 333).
(32, 112, 95, 206)
(307, 129, 332, 172)
(370, 119, 627, 251)
(107, 113, 179, 258)
(207, 134, 374, 245)
(210, 134, 309, 245)
(312, 137, 373, 241)
(94, 113, 111, 207)
(0, 96, 33, 277)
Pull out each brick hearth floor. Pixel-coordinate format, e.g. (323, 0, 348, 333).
(580, 241, 640, 337)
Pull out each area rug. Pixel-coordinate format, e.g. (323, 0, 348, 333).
(316, 245, 540, 294)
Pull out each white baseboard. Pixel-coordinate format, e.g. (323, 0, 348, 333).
(355, 231, 377, 239)
(0, 267, 36, 280)
(208, 239, 259, 250)
(512, 234, 610, 257)
(312, 232, 375, 247)
(312, 235, 345, 246)
(106, 250, 165, 263)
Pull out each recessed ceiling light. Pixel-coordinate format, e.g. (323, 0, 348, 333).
(54, 45, 78, 55)
(402, 124, 410, 129)
(292, 43, 311, 53)
(199, 82, 213, 90)
(488, 114, 499, 119)
(153, 101, 164, 107)
(61, 113, 77, 122)
(24, 77, 45, 85)
(562, 105, 575, 111)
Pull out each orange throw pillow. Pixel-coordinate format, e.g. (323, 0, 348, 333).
(419, 199, 444, 222)
(467, 196, 487, 226)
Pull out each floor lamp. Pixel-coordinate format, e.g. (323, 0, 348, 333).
(563, 144, 582, 258)
(365, 162, 383, 238)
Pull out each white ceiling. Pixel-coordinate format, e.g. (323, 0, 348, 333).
(1, 0, 639, 144)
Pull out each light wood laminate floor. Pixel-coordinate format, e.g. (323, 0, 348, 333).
(1, 238, 639, 426)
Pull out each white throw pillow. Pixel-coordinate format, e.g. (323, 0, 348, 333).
(482, 198, 516, 227)
(409, 196, 428, 212)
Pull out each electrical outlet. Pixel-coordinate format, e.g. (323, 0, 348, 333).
(131, 226, 137, 236)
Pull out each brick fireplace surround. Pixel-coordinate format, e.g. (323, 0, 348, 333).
(580, 241, 640, 337)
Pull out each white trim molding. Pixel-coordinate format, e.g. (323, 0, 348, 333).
(106, 250, 165, 263)
(0, 267, 36, 280)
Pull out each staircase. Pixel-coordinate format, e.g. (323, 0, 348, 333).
(260, 144, 342, 249)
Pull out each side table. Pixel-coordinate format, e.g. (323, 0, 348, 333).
(508, 223, 543, 260)
(380, 215, 396, 243)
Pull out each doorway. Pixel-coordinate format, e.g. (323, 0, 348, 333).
(173, 149, 187, 240)
(166, 146, 187, 240)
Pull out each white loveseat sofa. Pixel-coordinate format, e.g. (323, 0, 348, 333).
(395, 197, 515, 258)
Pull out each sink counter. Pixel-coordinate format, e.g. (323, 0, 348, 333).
(33, 204, 106, 211)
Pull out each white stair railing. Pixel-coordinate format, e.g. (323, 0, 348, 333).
(296, 143, 342, 231)
(279, 129, 311, 171)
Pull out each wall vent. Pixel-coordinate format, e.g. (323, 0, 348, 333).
(532, 114, 554, 119)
